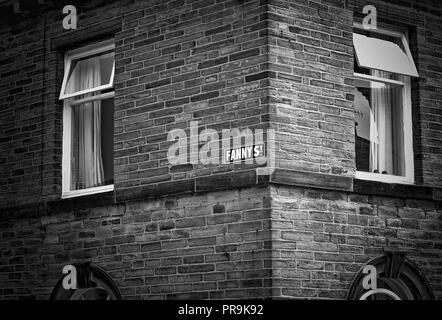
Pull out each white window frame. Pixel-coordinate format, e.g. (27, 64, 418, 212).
(353, 23, 415, 185)
(353, 23, 418, 77)
(61, 40, 115, 199)
(59, 40, 115, 100)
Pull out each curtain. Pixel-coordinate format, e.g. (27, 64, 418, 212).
(370, 71, 404, 176)
(370, 70, 392, 174)
(67, 57, 104, 189)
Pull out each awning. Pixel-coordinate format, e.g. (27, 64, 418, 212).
(353, 33, 419, 77)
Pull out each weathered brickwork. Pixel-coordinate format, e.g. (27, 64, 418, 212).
(0, 12, 59, 208)
(113, 0, 271, 199)
(0, 0, 272, 207)
(0, 0, 135, 207)
(1, 184, 440, 299)
(348, 0, 442, 186)
(271, 185, 442, 299)
(266, 0, 355, 178)
(0, 0, 441, 300)
(2, 0, 442, 206)
(0, 187, 272, 299)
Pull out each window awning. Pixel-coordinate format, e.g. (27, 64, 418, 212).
(353, 33, 419, 77)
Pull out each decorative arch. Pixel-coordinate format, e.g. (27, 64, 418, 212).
(50, 262, 122, 300)
(347, 251, 434, 300)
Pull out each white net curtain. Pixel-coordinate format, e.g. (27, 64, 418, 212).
(66, 56, 104, 190)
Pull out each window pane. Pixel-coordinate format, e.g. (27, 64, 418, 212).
(354, 57, 402, 82)
(354, 76, 405, 176)
(65, 51, 114, 95)
(70, 97, 114, 190)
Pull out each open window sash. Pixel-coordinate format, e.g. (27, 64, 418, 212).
(59, 40, 115, 100)
(353, 23, 419, 78)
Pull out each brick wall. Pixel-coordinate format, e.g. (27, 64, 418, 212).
(0, 0, 442, 300)
(266, 0, 355, 177)
(0, 0, 133, 208)
(2, 0, 442, 207)
(0, 9, 60, 208)
(0, 0, 274, 207)
(113, 0, 270, 199)
(271, 184, 442, 299)
(1, 184, 440, 299)
(263, 0, 442, 187)
(0, 187, 272, 299)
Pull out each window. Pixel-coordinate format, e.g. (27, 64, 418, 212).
(353, 23, 418, 184)
(60, 40, 115, 198)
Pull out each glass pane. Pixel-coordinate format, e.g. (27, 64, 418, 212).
(70, 97, 114, 190)
(354, 75, 405, 176)
(65, 51, 114, 95)
(354, 59, 402, 82)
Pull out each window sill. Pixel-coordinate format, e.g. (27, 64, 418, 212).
(62, 184, 114, 199)
(353, 178, 439, 201)
(355, 171, 414, 185)
(0, 188, 116, 221)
